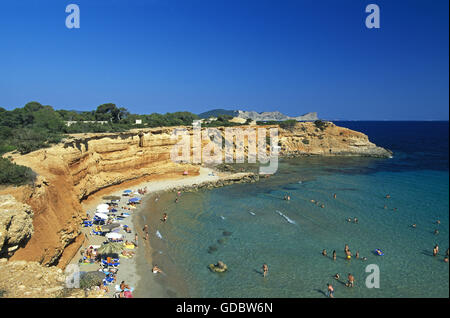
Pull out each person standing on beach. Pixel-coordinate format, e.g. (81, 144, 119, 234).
(262, 264, 268, 277)
(162, 213, 168, 222)
(134, 233, 138, 247)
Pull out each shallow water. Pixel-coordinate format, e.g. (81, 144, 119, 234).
(137, 122, 449, 298)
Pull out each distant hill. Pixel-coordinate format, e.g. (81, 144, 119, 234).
(198, 108, 318, 121)
(198, 109, 238, 119)
(237, 110, 318, 122)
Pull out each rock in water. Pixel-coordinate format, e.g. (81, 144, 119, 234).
(209, 261, 228, 273)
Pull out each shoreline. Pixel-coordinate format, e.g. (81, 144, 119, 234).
(70, 166, 257, 297)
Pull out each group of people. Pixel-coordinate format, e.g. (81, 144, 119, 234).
(322, 244, 366, 262)
(137, 187, 148, 195)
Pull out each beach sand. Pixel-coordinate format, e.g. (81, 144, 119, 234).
(68, 167, 220, 297)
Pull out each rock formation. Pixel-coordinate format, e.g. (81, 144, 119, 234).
(0, 122, 391, 268)
(0, 195, 34, 258)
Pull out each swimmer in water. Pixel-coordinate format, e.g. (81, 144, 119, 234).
(262, 264, 269, 277)
(152, 265, 164, 274)
(411, 224, 417, 228)
(436, 220, 441, 225)
(384, 205, 387, 209)
(353, 217, 358, 224)
(444, 257, 449, 263)
(347, 218, 352, 222)
(345, 250, 352, 260)
(334, 273, 340, 280)
(333, 193, 337, 199)
(346, 273, 355, 287)
(385, 194, 391, 199)
(332, 250, 336, 261)
(322, 249, 327, 257)
(326, 283, 334, 298)
(434, 229, 439, 235)
(344, 244, 349, 253)
(355, 251, 360, 259)
(433, 244, 439, 256)
(161, 213, 168, 222)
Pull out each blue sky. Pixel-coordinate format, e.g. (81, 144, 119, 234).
(0, 0, 448, 120)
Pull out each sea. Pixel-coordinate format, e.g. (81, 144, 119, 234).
(134, 121, 449, 298)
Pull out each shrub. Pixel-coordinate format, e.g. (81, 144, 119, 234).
(279, 120, 298, 130)
(0, 158, 36, 185)
(314, 120, 328, 131)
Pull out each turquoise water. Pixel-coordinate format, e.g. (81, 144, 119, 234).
(139, 122, 449, 298)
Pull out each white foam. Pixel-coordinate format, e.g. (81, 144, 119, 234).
(275, 210, 296, 224)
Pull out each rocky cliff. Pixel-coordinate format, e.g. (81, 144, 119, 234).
(0, 122, 391, 268)
(0, 195, 34, 258)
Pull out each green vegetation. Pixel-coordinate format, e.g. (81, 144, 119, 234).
(314, 120, 328, 131)
(256, 119, 299, 130)
(202, 115, 242, 127)
(0, 102, 200, 156)
(0, 101, 200, 185)
(279, 119, 298, 130)
(0, 158, 35, 185)
(198, 109, 237, 119)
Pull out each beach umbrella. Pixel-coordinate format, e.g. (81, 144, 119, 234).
(102, 195, 121, 201)
(94, 212, 108, 220)
(96, 204, 110, 213)
(79, 271, 105, 289)
(123, 190, 132, 194)
(106, 232, 122, 240)
(129, 197, 141, 203)
(97, 242, 124, 255)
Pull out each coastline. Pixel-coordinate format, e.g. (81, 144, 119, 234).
(69, 166, 257, 297)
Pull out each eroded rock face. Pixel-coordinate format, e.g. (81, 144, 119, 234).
(0, 195, 34, 258)
(0, 123, 391, 268)
(0, 259, 104, 298)
(278, 121, 392, 157)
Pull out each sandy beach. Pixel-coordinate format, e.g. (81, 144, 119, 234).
(69, 167, 220, 297)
